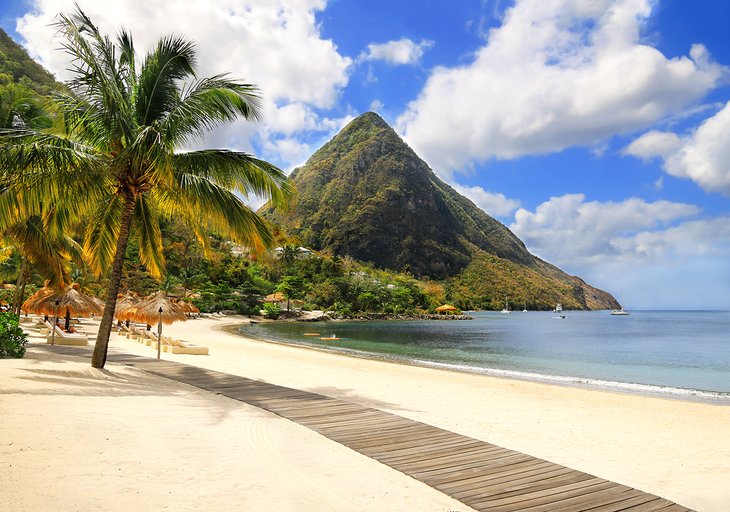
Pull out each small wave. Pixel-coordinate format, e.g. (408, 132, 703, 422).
(411, 359, 730, 403)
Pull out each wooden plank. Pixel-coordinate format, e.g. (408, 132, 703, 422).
(583, 494, 663, 512)
(472, 480, 626, 511)
(413, 457, 553, 483)
(376, 439, 486, 464)
(620, 500, 689, 512)
(446, 466, 584, 498)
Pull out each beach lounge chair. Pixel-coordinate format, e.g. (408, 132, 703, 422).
(38, 320, 54, 335)
(141, 330, 159, 346)
(160, 335, 209, 355)
(46, 325, 88, 346)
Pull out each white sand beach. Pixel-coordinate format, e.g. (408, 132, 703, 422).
(4, 315, 729, 511)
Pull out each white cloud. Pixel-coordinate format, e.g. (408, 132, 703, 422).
(397, 0, 726, 176)
(369, 99, 384, 112)
(452, 184, 520, 217)
(508, 194, 730, 308)
(360, 38, 434, 65)
(510, 194, 700, 266)
(623, 130, 683, 160)
(16, 0, 352, 161)
(625, 101, 730, 195)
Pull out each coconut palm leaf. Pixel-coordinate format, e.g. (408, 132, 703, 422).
(163, 76, 262, 146)
(136, 35, 196, 126)
(83, 195, 123, 276)
(133, 193, 165, 277)
(173, 150, 291, 207)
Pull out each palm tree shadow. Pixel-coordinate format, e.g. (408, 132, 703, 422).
(4, 349, 245, 425)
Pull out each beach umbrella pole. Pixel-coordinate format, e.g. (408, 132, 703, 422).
(157, 307, 163, 360)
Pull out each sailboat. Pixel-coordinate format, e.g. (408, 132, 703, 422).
(522, 302, 527, 313)
(611, 294, 630, 316)
(500, 298, 511, 314)
(554, 303, 562, 313)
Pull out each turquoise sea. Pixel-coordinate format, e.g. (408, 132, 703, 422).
(238, 310, 730, 403)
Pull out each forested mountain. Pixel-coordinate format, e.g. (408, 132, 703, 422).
(0, 29, 58, 94)
(263, 112, 618, 310)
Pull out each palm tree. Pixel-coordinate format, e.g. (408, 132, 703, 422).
(0, 8, 291, 368)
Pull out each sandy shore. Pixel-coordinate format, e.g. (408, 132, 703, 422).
(4, 315, 729, 511)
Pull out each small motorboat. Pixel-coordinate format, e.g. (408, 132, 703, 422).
(303, 333, 321, 336)
(320, 334, 340, 340)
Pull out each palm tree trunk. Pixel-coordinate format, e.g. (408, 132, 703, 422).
(91, 191, 136, 369)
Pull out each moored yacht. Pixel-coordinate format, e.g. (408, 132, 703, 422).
(500, 298, 511, 314)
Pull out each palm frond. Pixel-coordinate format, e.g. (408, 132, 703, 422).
(83, 194, 123, 277)
(172, 150, 292, 208)
(117, 28, 136, 89)
(6, 216, 71, 288)
(54, 7, 135, 145)
(132, 193, 165, 277)
(0, 129, 107, 186)
(136, 34, 196, 126)
(163, 75, 262, 145)
(155, 174, 273, 252)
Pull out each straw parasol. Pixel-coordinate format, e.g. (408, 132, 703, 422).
(22, 283, 103, 330)
(128, 291, 187, 359)
(114, 292, 141, 325)
(435, 304, 460, 315)
(129, 291, 187, 325)
(175, 299, 200, 316)
(264, 292, 286, 303)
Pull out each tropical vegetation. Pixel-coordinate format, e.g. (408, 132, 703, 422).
(0, 311, 27, 358)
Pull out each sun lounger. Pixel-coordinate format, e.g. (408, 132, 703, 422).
(38, 320, 54, 335)
(160, 335, 208, 355)
(141, 330, 159, 346)
(47, 325, 88, 346)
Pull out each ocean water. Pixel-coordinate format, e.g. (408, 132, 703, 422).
(238, 311, 730, 402)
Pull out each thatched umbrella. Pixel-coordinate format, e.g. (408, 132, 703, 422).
(175, 299, 200, 316)
(129, 291, 187, 359)
(22, 283, 103, 331)
(114, 292, 140, 326)
(264, 292, 286, 303)
(435, 304, 460, 315)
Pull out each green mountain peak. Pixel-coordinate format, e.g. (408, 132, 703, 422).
(265, 114, 618, 310)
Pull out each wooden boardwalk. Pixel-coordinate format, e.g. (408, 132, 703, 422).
(99, 351, 694, 512)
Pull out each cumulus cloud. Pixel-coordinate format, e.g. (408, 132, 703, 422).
(625, 101, 730, 195)
(397, 0, 726, 175)
(452, 184, 520, 217)
(509, 194, 730, 308)
(360, 38, 434, 65)
(510, 194, 700, 266)
(16, 0, 352, 166)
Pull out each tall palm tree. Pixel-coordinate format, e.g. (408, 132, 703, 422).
(0, 8, 291, 368)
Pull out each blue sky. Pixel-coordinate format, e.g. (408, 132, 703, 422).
(3, 0, 729, 309)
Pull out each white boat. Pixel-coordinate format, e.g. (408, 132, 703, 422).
(500, 298, 511, 314)
(554, 303, 562, 313)
(611, 293, 630, 316)
(522, 302, 527, 313)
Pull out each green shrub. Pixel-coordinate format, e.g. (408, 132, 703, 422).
(0, 313, 28, 358)
(261, 302, 281, 319)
